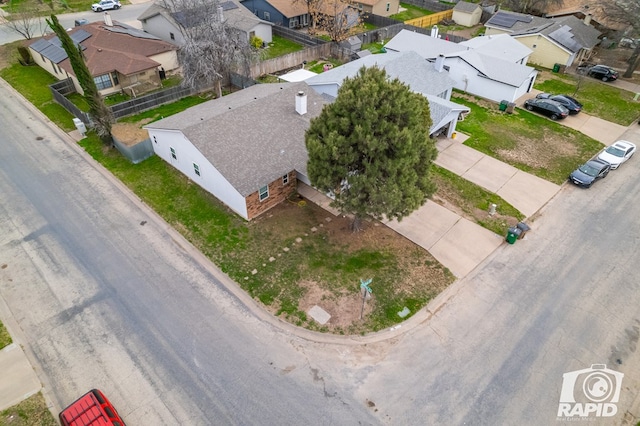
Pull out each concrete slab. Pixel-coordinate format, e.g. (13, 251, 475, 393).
(435, 142, 484, 176)
(429, 217, 503, 278)
(308, 305, 331, 325)
(462, 155, 518, 193)
(577, 116, 627, 146)
(0, 344, 41, 411)
(497, 171, 561, 217)
(385, 201, 461, 249)
(297, 183, 340, 216)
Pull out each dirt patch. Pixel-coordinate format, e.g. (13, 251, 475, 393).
(248, 195, 453, 333)
(496, 129, 578, 169)
(111, 122, 149, 146)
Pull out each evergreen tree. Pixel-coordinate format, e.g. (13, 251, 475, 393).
(305, 66, 436, 231)
(47, 15, 113, 145)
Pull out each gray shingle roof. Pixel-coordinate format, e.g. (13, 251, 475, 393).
(455, 50, 536, 87)
(459, 33, 532, 62)
(453, 1, 481, 13)
(306, 51, 456, 97)
(145, 83, 328, 196)
(384, 29, 464, 58)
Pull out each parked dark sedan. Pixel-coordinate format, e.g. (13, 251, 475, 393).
(523, 98, 569, 120)
(578, 64, 619, 82)
(536, 93, 582, 114)
(569, 159, 611, 188)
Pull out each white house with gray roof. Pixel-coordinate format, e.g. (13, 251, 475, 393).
(385, 29, 537, 103)
(144, 83, 325, 220)
(305, 50, 469, 138)
(485, 11, 600, 68)
(138, 0, 272, 46)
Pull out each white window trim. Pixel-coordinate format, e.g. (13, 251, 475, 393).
(259, 185, 269, 201)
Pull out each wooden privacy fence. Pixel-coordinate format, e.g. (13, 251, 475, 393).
(405, 9, 453, 28)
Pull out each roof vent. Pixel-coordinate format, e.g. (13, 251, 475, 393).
(295, 91, 307, 115)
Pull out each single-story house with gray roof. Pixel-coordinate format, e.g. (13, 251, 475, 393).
(144, 82, 327, 220)
(138, 0, 273, 46)
(305, 50, 469, 138)
(484, 11, 601, 68)
(384, 29, 537, 103)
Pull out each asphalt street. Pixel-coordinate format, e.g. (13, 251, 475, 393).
(0, 80, 378, 424)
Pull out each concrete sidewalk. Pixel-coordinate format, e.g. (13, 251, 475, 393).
(0, 343, 41, 411)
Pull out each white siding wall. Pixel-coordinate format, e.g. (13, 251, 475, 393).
(149, 50, 180, 72)
(141, 16, 184, 45)
(251, 23, 273, 43)
(445, 58, 530, 103)
(147, 129, 249, 219)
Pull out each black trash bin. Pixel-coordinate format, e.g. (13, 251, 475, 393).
(506, 226, 522, 244)
(516, 222, 530, 239)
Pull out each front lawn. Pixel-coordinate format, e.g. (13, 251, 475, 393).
(454, 94, 603, 185)
(535, 72, 640, 125)
(0, 392, 57, 426)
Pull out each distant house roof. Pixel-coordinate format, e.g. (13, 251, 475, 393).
(459, 33, 532, 63)
(138, 0, 270, 35)
(29, 20, 176, 77)
(385, 30, 536, 88)
(453, 1, 481, 13)
(306, 51, 456, 98)
(279, 69, 318, 82)
(305, 51, 467, 133)
(384, 29, 463, 58)
(486, 11, 601, 52)
(264, 0, 310, 18)
(145, 83, 328, 196)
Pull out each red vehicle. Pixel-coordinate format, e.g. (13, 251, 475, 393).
(59, 389, 126, 426)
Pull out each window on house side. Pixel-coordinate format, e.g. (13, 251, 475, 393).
(111, 72, 119, 85)
(170, 147, 177, 160)
(170, 32, 175, 40)
(193, 163, 201, 176)
(282, 174, 289, 185)
(386, 2, 390, 11)
(153, 136, 157, 144)
(264, 11, 270, 20)
(259, 185, 269, 201)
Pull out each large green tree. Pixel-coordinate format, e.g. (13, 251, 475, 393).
(47, 15, 113, 144)
(305, 66, 436, 231)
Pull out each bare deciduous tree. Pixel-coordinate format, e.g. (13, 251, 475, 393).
(315, 0, 361, 42)
(160, 0, 255, 98)
(499, 0, 564, 15)
(610, 0, 640, 77)
(5, 3, 48, 40)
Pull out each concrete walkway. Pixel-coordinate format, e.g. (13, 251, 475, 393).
(0, 344, 41, 411)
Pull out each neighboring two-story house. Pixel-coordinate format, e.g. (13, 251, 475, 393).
(138, 0, 273, 45)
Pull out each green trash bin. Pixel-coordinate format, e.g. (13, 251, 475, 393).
(552, 63, 561, 73)
(499, 100, 508, 111)
(506, 226, 521, 244)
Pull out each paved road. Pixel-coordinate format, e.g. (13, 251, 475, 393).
(350, 123, 640, 424)
(0, 2, 151, 45)
(0, 82, 377, 424)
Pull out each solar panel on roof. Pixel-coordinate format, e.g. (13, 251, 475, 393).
(549, 26, 580, 51)
(71, 29, 91, 43)
(489, 11, 533, 28)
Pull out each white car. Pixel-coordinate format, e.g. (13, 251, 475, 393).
(597, 140, 637, 169)
(92, 0, 121, 12)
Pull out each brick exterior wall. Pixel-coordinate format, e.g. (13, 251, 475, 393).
(245, 171, 297, 220)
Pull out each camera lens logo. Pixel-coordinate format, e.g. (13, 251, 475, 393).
(558, 364, 624, 418)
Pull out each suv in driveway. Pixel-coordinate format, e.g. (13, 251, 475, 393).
(578, 64, 619, 82)
(92, 0, 121, 11)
